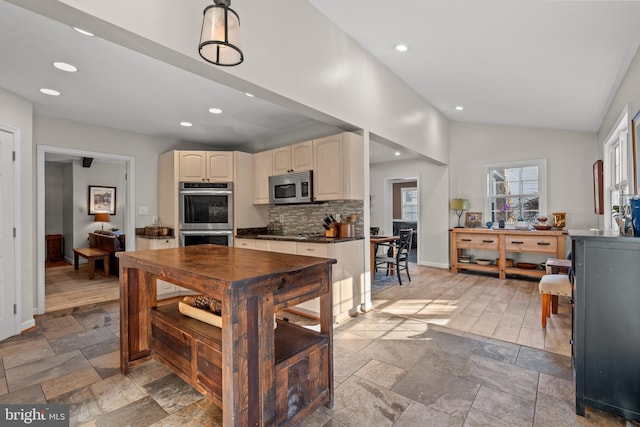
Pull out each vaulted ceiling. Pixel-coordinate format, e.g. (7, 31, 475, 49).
(2, 1, 640, 164)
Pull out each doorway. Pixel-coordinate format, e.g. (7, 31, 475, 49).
(384, 177, 419, 263)
(36, 145, 135, 314)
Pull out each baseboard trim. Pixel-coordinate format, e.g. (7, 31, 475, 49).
(417, 261, 450, 269)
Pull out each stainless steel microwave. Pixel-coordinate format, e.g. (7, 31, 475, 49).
(269, 170, 314, 204)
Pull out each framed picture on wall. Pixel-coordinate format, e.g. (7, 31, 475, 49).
(88, 186, 116, 215)
(465, 212, 482, 228)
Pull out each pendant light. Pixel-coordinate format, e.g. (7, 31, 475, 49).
(199, 0, 244, 66)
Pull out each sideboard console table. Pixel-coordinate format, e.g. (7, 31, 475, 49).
(117, 244, 336, 426)
(450, 228, 565, 279)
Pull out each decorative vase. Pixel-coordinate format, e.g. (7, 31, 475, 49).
(552, 212, 566, 229)
(630, 197, 640, 237)
(498, 220, 505, 229)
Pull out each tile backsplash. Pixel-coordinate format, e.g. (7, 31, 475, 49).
(268, 200, 364, 236)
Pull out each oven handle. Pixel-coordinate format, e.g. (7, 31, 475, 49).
(179, 190, 232, 196)
(179, 230, 233, 235)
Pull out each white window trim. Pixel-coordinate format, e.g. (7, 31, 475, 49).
(602, 105, 630, 231)
(484, 159, 547, 222)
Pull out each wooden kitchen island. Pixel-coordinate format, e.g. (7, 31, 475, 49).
(117, 244, 336, 426)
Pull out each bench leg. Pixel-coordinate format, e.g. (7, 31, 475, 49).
(551, 295, 559, 314)
(87, 257, 95, 280)
(541, 294, 550, 328)
(103, 255, 110, 278)
(74, 252, 79, 270)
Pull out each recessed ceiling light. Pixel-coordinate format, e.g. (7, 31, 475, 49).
(245, 92, 254, 97)
(52, 62, 78, 72)
(73, 27, 94, 37)
(40, 88, 61, 96)
(208, 107, 223, 114)
(395, 152, 401, 156)
(180, 121, 193, 127)
(394, 44, 409, 52)
(455, 105, 464, 111)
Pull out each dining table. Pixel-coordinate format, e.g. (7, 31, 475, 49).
(370, 235, 399, 283)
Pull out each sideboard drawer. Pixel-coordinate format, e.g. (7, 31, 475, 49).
(455, 233, 499, 250)
(505, 235, 558, 253)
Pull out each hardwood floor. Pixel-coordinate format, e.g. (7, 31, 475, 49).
(45, 262, 119, 313)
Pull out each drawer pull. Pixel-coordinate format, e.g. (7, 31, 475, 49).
(482, 240, 494, 243)
(306, 248, 315, 252)
(511, 241, 524, 244)
(536, 242, 551, 246)
(461, 238, 472, 242)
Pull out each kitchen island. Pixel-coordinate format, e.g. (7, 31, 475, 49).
(117, 244, 336, 426)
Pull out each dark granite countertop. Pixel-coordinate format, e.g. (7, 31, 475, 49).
(135, 234, 175, 240)
(235, 234, 363, 244)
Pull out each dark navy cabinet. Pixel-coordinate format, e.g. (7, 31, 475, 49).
(570, 231, 640, 422)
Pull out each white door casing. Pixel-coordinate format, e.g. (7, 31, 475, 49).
(0, 129, 17, 341)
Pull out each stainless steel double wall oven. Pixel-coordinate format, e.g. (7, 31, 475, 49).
(178, 182, 233, 247)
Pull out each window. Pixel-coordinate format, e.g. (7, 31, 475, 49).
(485, 160, 546, 223)
(401, 187, 418, 220)
(603, 110, 630, 231)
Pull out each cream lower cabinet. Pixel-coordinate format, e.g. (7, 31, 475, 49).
(135, 236, 193, 297)
(235, 238, 364, 322)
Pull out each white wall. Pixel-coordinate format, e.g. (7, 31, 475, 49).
(598, 45, 640, 193)
(0, 86, 34, 329)
(370, 159, 450, 268)
(44, 162, 65, 235)
(450, 122, 599, 230)
(34, 115, 209, 229)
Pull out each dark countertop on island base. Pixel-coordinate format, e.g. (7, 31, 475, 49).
(235, 234, 363, 244)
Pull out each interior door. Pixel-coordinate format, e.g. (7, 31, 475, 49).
(0, 129, 16, 340)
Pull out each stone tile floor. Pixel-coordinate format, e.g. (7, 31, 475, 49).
(0, 301, 636, 426)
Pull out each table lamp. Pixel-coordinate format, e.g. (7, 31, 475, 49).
(94, 213, 110, 231)
(450, 199, 469, 228)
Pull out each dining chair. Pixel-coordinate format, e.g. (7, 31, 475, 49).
(374, 228, 413, 285)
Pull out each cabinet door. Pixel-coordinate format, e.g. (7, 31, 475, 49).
(235, 239, 256, 250)
(272, 147, 292, 175)
(253, 151, 273, 204)
(314, 134, 344, 200)
(268, 241, 297, 254)
(291, 141, 313, 171)
(296, 242, 328, 258)
(207, 152, 234, 182)
(179, 151, 207, 182)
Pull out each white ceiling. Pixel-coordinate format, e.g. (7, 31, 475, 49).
(2, 1, 640, 164)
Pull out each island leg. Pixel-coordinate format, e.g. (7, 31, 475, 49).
(120, 268, 156, 374)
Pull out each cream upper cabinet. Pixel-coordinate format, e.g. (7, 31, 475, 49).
(178, 151, 206, 181)
(252, 150, 273, 204)
(272, 141, 313, 175)
(313, 132, 364, 201)
(178, 151, 234, 182)
(207, 152, 234, 182)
